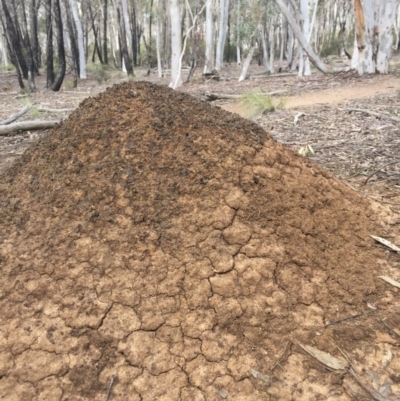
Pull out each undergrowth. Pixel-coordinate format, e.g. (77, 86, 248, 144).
(240, 88, 285, 118)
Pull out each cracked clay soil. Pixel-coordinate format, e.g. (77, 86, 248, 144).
(0, 81, 399, 400)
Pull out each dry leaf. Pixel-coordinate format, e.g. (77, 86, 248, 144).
(382, 348, 393, 369)
(249, 368, 271, 385)
(379, 276, 400, 289)
(298, 343, 347, 370)
(370, 235, 400, 253)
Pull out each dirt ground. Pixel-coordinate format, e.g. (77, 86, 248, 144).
(0, 61, 400, 401)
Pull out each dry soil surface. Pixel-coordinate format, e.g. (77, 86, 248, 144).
(0, 80, 400, 401)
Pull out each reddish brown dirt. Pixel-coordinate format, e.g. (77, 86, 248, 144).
(0, 81, 399, 400)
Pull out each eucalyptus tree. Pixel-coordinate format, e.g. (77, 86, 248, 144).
(215, 0, 230, 70)
(69, 0, 86, 78)
(169, 0, 182, 87)
(354, 0, 397, 74)
(203, 0, 214, 73)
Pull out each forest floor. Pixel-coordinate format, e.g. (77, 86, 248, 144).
(1, 57, 400, 400)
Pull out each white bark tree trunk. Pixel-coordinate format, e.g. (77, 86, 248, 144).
(121, 0, 133, 55)
(0, 25, 8, 65)
(354, 0, 375, 75)
(169, 0, 182, 87)
(69, 0, 86, 79)
(236, 0, 241, 65)
(275, 0, 334, 73)
(259, 24, 269, 70)
(376, 0, 397, 73)
(238, 44, 256, 81)
(215, 0, 230, 70)
(156, 8, 163, 77)
(299, 0, 311, 76)
(204, 0, 214, 73)
(269, 23, 275, 73)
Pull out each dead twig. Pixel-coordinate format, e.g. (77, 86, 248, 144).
(348, 367, 393, 401)
(326, 310, 375, 327)
(0, 105, 32, 126)
(362, 160, 400, 186)
(378, 317, 400, 338)
(341, 108, 400, 123)
(104, 376, 115, 401)
(270, 340, 291, 371)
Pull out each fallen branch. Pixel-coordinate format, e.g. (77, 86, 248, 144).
(362, 160, 400, 186)
(250, 72, 298, 78)
(0, 105, 32, 126)
(294, 112, 306, 125)
(38, 107, 75, 113)
(341, 108, 400, 123)
(204, 90, 287, 102)
(0, 120, 60, 136)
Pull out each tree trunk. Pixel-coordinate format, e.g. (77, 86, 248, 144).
(103, 0, 108, 64)
(64, 0, 79, 75)
(236, 0, 241, 65)
(376, 0, 397, 74)
(0, 23, 8, 65)
(51, 0, 66, 91)
(45, 0, 55, 87)
(269, 22, 275, 73)
(121, 0, 133, 59)
(299, 0, 311, 76)
(69, 0, 86, 78)
(30, 0, 40, 71)
(20, 0, 36, 90)
(1, 0, 29, 79)
(259, 24, 269, 70)
(204, 0, 214, 74)
(156, 0, 163, 77)
(238, 42, 256, 82)
(130, 2, 138, 66)
(275, 0, 334, 74)
(88, 2, 104, 64)
(117, 6, 133, 75)
(215, 0, 230, 70)
(169, 0, 182, 87)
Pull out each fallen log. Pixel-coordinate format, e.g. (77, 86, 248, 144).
(38, 107, 75, 113)
(341, 108, 400, 123)
(204, 89, 287, 101)
(0, 105, 32, 126)
(0, 120, 60, 136)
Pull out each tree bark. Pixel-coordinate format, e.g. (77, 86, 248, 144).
(1, 0, 29, 79)
(69, 0, 86, 78)
(45, 0, 55, 87)
(103, 0, 109, 64)
(51, 0, 66, 91)
(275, 0, 335, 74)
(156, 0, 163, 77)
(204, 0, 214, 74)
(169, 0, 182, 87)
(0, 106, 31, 125)
(238, 42, 256, 82)
(64, 0, 79, 75)
(215, 0, 230, 70)
(376, 0, 397, 74)
(299, 0, 311, 76)
(117, 6, 133, 75)
(30, 0, 40, 71)
(0, 121, 60, 136)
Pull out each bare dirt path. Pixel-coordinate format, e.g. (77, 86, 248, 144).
(222, 74, 399, 116)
